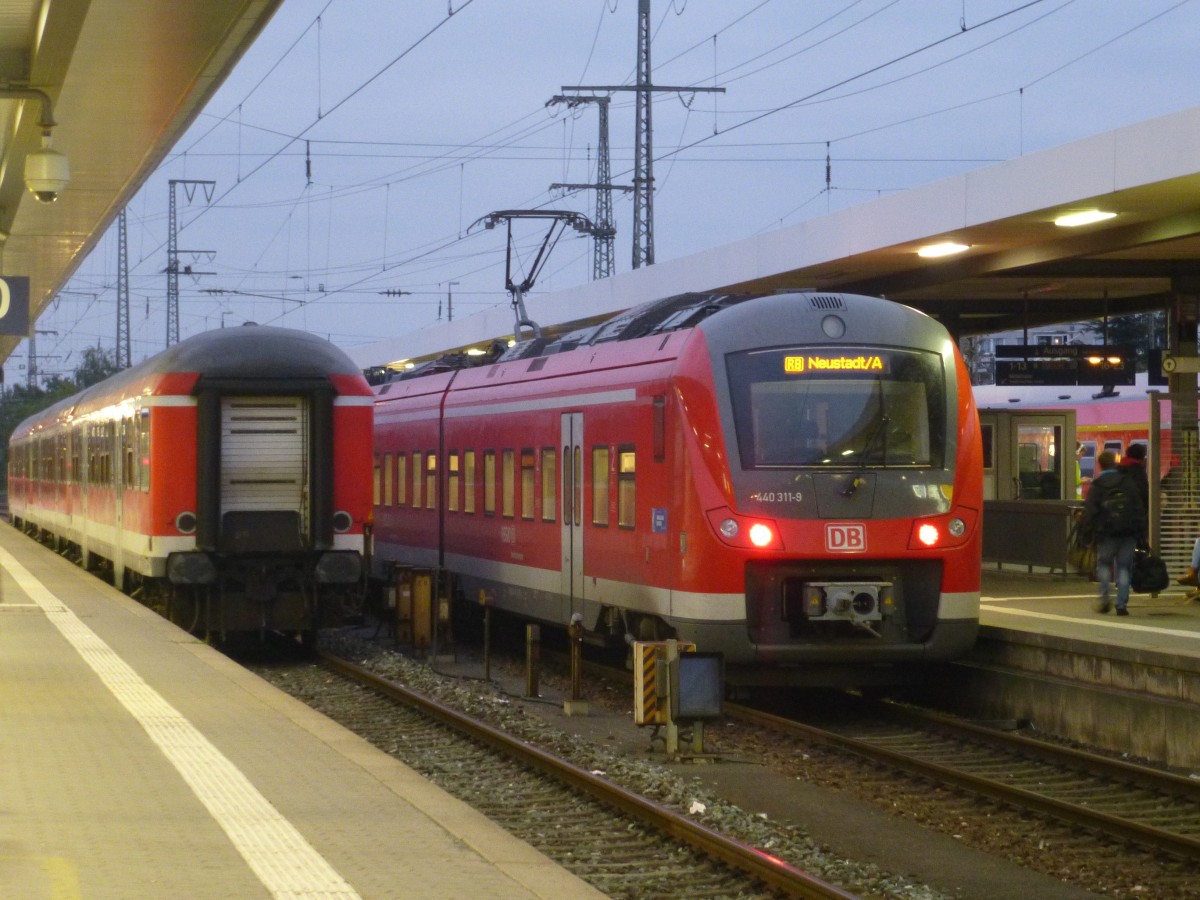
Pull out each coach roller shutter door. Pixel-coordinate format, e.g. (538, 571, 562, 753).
(219, 396, 309, 552)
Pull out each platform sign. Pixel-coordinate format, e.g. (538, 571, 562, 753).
(0, 276, 30, 336)
(994, 344, 1135, 386)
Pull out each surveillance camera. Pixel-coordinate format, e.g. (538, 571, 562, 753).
(24, 145, 70, 204)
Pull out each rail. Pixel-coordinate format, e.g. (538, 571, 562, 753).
(318, 650, 858, 899)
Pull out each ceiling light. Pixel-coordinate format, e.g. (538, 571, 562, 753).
(917, 241, 970, 258)
(1055, 209, 1116, 228)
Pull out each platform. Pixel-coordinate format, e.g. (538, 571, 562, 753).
(0, 524, 602, 900)
(960, 565, 1200, 768)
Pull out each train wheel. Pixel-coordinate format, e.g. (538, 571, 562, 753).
(167, 585, 203, 633)
(630, 613, 671, 643)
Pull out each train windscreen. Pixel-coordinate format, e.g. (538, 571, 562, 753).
(726, 346, 947, 469)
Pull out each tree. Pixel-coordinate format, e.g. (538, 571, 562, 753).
(1082, 311, 1164, 371)
(0, 344, 123, 482)
(74, 345, 121, 388)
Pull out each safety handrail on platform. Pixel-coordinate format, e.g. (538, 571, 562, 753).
(982, 500, 1083, 574)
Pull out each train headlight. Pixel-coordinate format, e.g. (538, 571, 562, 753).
(332, 510, 353, 533)
(175, 511, 197, 535)
(909, 508, 976, 549)
(748, 523, 774, 547)
(706, 507, 784, 550)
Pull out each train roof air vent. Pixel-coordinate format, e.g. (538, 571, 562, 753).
(807, 294, 845, 310)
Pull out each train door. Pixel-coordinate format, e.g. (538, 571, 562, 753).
(560, 412, 585, 619)
(219, 395, 309, 550)
(977, 409, 1076, 500)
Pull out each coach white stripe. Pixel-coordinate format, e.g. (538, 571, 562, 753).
(0, 546, 361, 900)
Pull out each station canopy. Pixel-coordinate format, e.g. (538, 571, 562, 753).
(0, 0, 285, 366)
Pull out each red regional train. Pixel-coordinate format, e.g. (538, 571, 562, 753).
(972, 375, 1178, 482)
(8, 325, 374, 641)
(370, 291, 983, 686)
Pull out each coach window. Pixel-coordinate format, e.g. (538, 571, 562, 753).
(85, 427, 95, 484)
(484, 450, 496, 515)
(136, 415, 148, 491)
(592, 446, 610, 526)
(464, 450, 476, 513)
(448, 452, 460, 512)
(520, 449, 535, 520)
(381, 453, 393, 506)
(540, 448, 556, 521)
(425, 452, 437, 510)
(373, 456, 382, 505)
(396, 453, 407, 506)
(617, 448, 636, 528)
(121, 425, 133, 487)
(501, 449, 515, 518)
(412, 451, 423, 508)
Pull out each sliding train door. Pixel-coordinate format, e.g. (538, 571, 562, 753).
(560, 412, 585, 620)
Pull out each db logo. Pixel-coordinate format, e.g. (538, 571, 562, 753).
(825, 523, 866, 552)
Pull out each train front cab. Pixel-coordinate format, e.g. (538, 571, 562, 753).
(665, 293, 982, 684)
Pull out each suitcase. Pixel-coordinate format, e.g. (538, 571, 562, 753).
(1131, 549, 1169, 594)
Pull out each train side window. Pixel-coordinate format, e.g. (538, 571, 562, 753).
(562, 445, 572, 524)
(396, 453, 407, 506)
(425, 452, 437, 510)
(373, 456, 382, 506)
(413, 451, 423, 508)
(541, 448, 556, 522)
(464, 450, 476, 513)
(592, 446, 610, 526)
(382, 453, 393, 506)
(617, 447, 636, 529)
(520, 449, 535, 521)
(63, 431, 70, 482)
(502, 449, 515, 518)
(448, 452, 460, 512)
(484, 450, 496, 515)
(121, 421, 134, 488)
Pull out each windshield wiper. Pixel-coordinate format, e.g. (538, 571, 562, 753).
(842, 379, 887, 496)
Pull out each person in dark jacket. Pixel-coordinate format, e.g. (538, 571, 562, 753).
(1081, 450, 1144, 616)
(1117, 443, 1150, 546)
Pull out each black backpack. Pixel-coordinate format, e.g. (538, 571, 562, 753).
(1099, 472, 1144, 536)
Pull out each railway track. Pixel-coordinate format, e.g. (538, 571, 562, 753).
(283, 650, 862, 899)
(733, 698, 1200, 864)
(539, 642, 1200, 864)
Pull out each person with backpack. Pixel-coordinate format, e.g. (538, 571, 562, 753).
(1117, 443, 1150, 546)
(1080, 449, 1145, 615)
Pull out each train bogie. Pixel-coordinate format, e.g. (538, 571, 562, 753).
(371, 291, 983, 686)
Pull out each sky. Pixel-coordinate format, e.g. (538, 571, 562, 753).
(12, 0, 1200, 382)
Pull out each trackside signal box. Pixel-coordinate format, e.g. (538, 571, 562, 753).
(632, 640, 696, 725)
